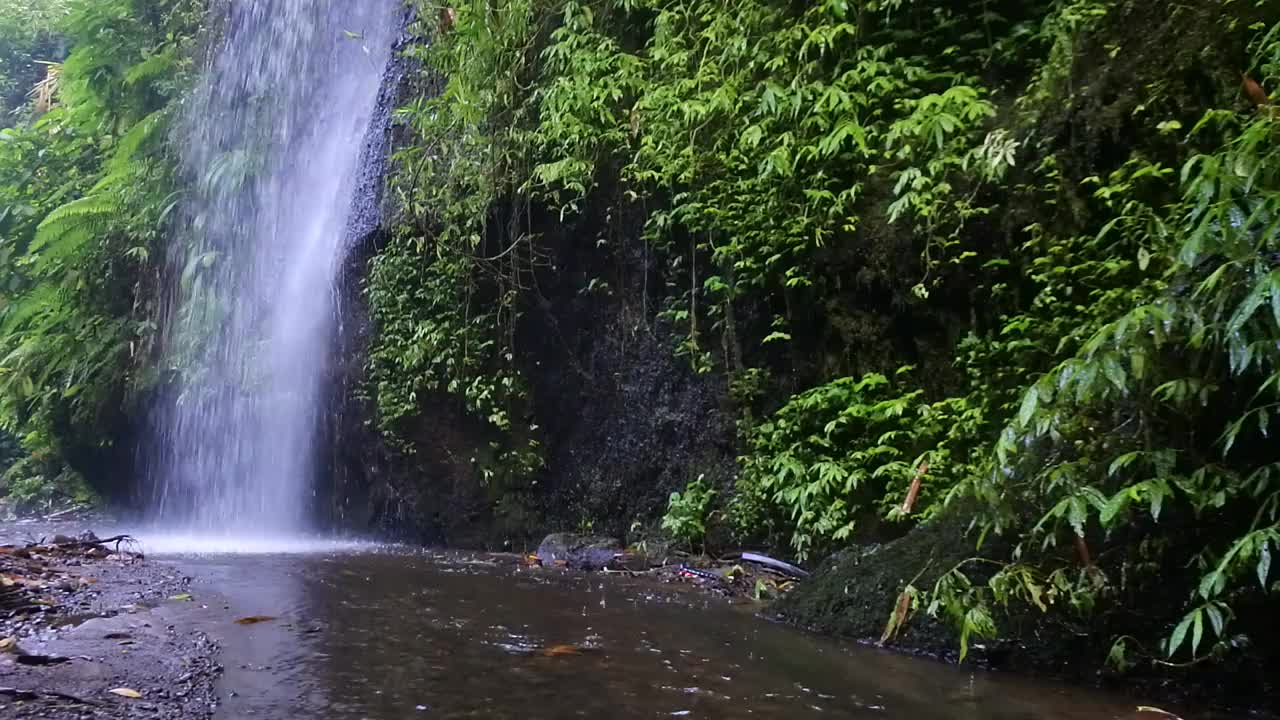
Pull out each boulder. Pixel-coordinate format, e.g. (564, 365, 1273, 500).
(535, 533, 623, 570)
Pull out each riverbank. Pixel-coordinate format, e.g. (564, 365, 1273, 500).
(0, 525, 219, 718)
(486, 530, 1272, 719)
(773, 511, 1280, 720)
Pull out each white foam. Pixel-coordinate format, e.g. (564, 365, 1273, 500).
(134, 532, 382, 556)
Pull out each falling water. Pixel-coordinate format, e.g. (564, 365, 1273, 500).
(145, 0, 399, 537)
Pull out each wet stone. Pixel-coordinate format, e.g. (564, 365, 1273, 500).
(535, 533, 623, 570)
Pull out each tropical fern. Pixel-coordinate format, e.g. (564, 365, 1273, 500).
(123, 47, 176, 87)
(28, 192, 119, 258)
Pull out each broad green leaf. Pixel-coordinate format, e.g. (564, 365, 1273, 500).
(1168, 611, 1193, 656)
(1017, 386, 1039, 427)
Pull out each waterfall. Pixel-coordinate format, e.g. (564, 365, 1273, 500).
(145, 0, 399, 536)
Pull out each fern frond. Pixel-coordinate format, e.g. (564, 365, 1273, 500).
(0, 285, 61, 336)
(29, 194, 120, 258)
(105, 110, 166, 177)
(124, 48, 176, 87)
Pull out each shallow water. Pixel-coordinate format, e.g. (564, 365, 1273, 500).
(130, 545, 1179, 720)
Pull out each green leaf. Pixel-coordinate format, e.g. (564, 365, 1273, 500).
(1101, 355, 1127, 393)
(1191, 609, 1204, 654)
(1108, 452, 1140, 476)
(1205, 603, 1225, 638)
(1148, 483, 1167, 521)
(1271, 271, 1280, 329)
(1017, 385, 1039, 427)
(1168, 611, 1194, 656)
(1228, 280, 1268, 335)
(1259, 541, 1272, 588)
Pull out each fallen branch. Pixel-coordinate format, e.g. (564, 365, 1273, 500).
(45, 505, 91, 520)
(39, 534, 143, 560)
(46, 534, 135, 550)
(0, 686, 99, 706)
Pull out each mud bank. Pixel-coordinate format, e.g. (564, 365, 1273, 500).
(0, 526, 220, 719)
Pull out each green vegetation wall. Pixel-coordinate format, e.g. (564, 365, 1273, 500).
(371, 0, 1280, 678)
(0, 0, 206, 512)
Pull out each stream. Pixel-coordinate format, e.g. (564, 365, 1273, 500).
(122, 540, 1166, 720)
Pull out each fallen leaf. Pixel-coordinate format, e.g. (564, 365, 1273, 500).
(0, 637, 16, 652)
(168, 593, 193, 601)
(109, 688, 142, 698)
(540, 644, 582, 657)
(1136, 708, 1184, 720)
(235, 616, 278, 625)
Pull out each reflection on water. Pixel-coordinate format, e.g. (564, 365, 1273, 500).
(145, 548, 1174, 720)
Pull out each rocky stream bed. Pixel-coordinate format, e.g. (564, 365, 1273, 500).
(0, 524, 219, 718)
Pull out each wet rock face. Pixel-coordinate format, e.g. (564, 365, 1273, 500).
(512, 198, 737, 541)
(536, 533, 622, 570)
(327, 170, 736, 547)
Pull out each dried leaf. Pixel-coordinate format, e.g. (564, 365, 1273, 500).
(540, 644, 582, 657)
(109, 688, 143, 699)
(1135, 706, 1185, 720)
(880, 587, 914, 644)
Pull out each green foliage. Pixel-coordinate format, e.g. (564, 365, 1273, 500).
(0, 0, 202, 503)
(366, 0, 549, 490)
(736, 371, 920, 559)
(906, 15, 1280, 668)
(0, 437, 96, 514)
(379, 0, 1047, 509)
(661, 474, 717, 551)
(381, 0, 1278, 671)
(0, 0, 69, 118)
(527, 0, 1020, 364)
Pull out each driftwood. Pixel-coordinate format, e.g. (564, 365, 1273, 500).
(40, 534, 143, 560)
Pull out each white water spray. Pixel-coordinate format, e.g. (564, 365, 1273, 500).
(145, 0, 399, 540)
